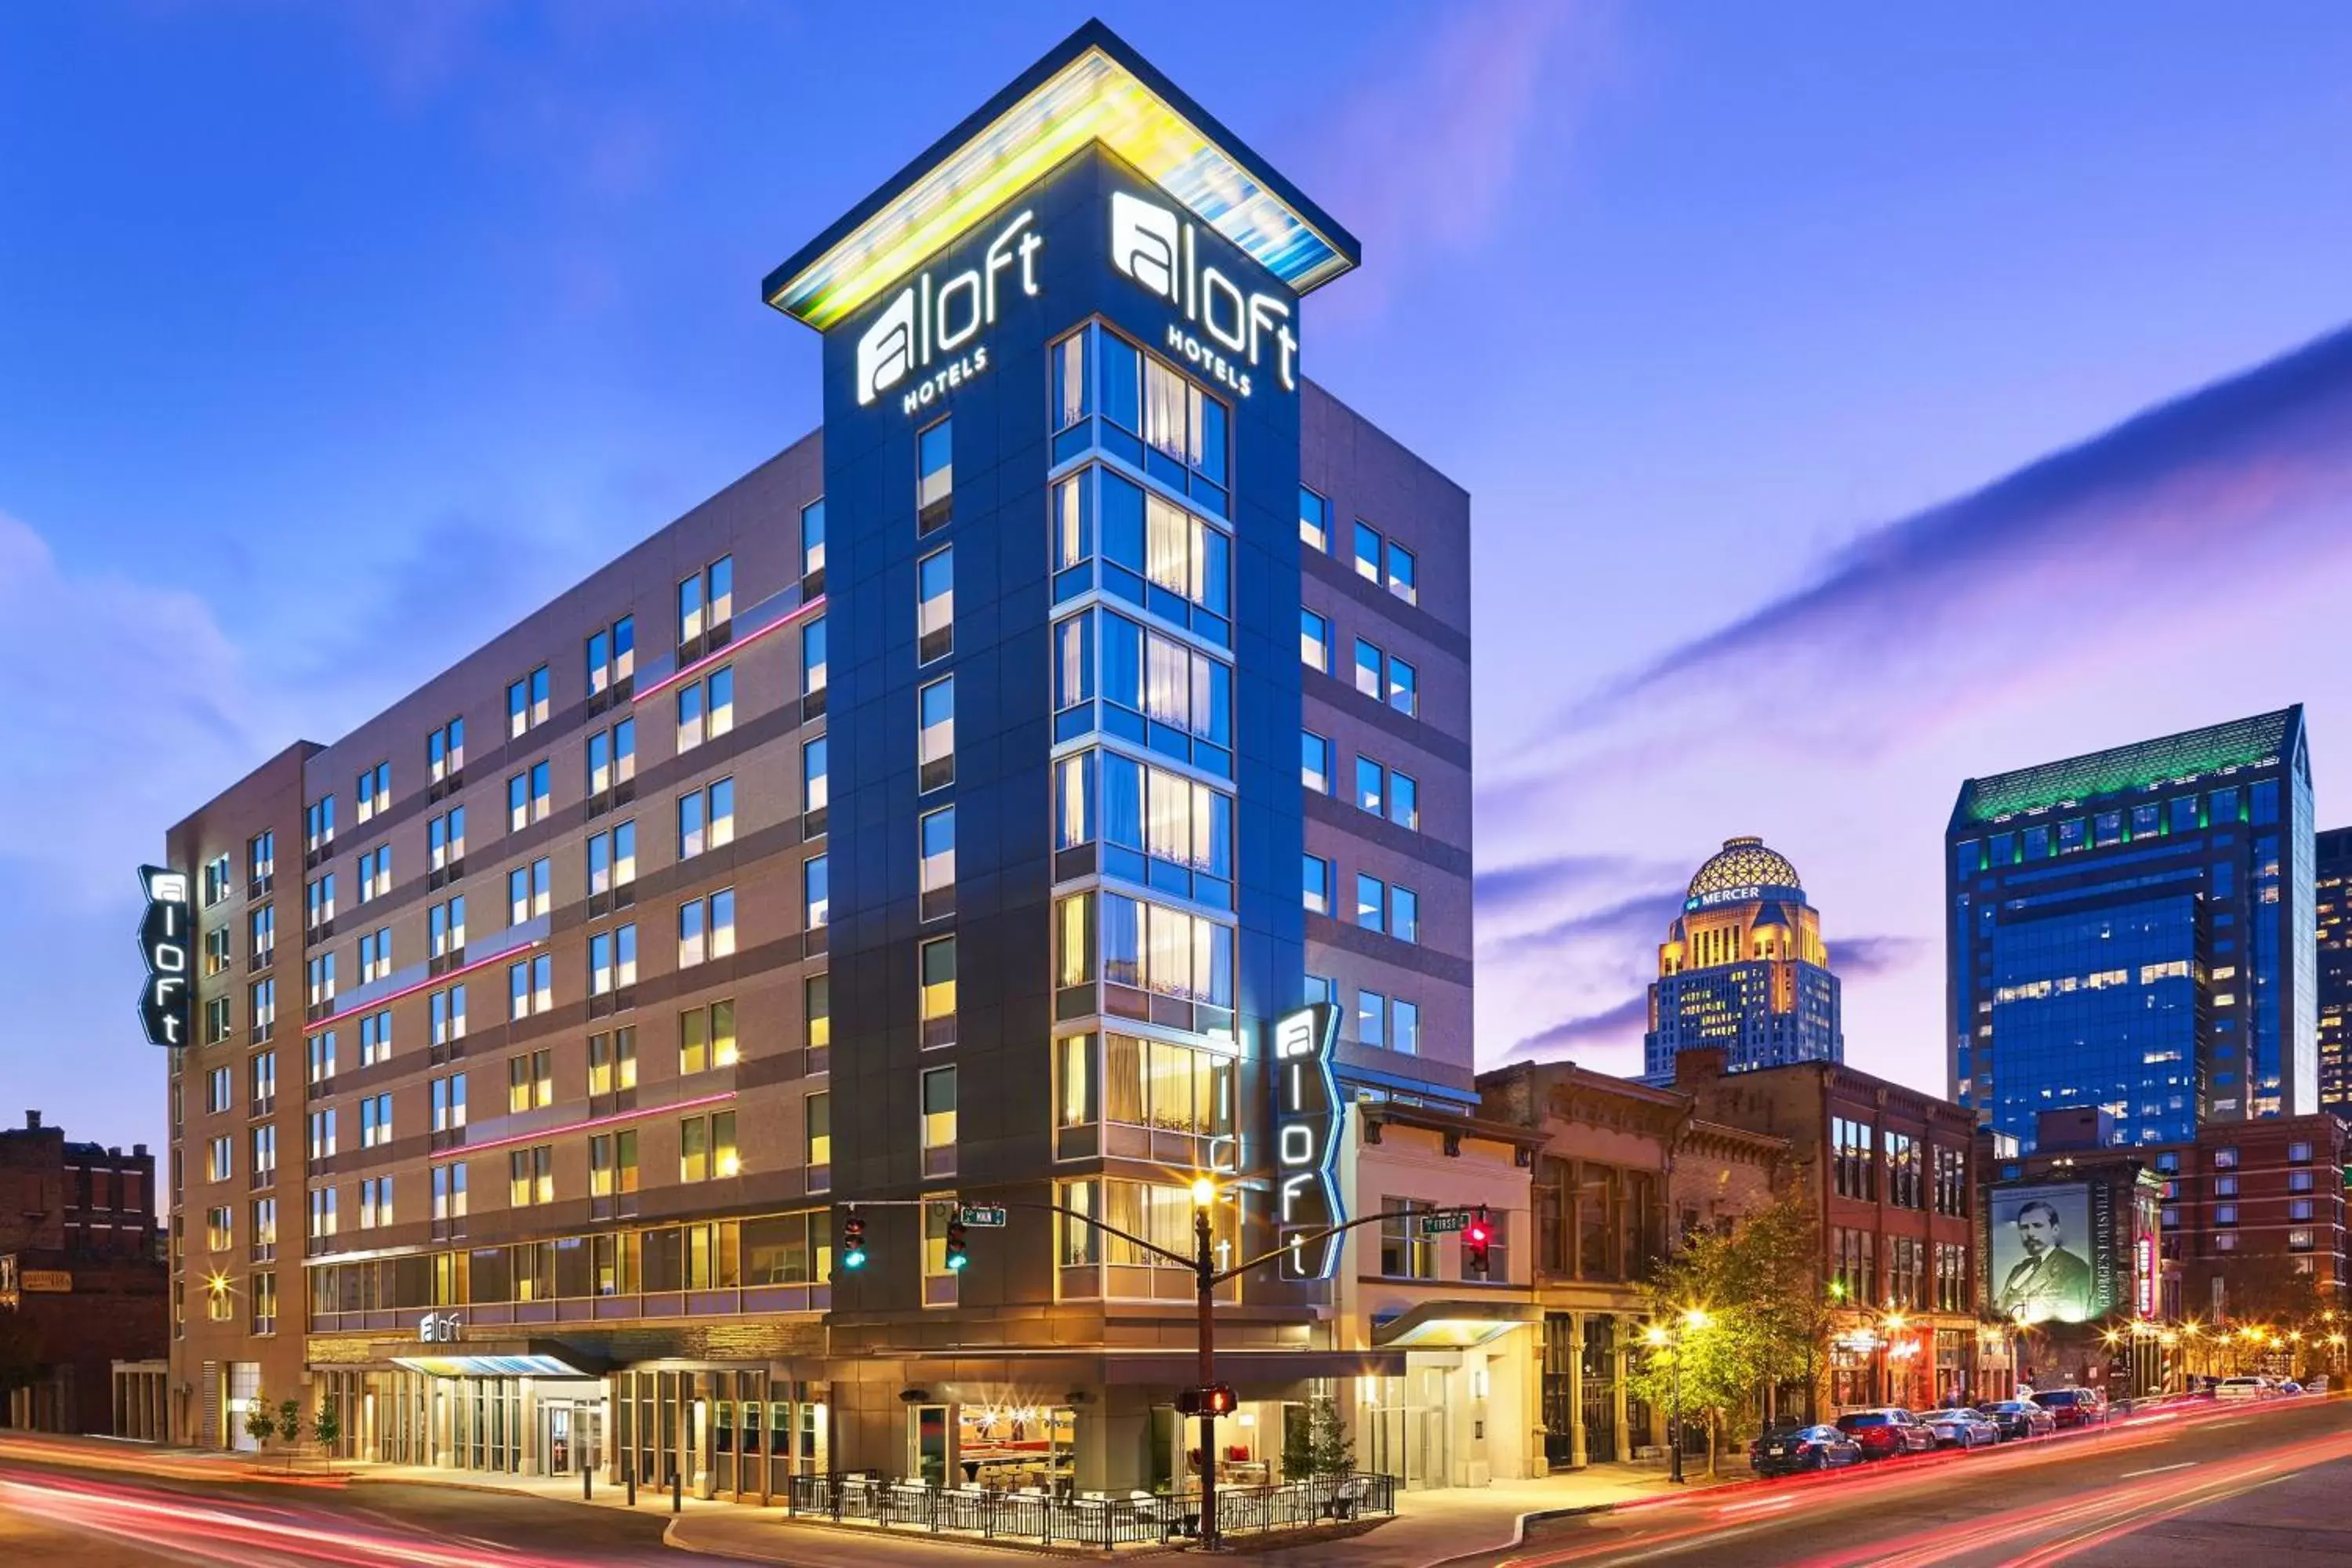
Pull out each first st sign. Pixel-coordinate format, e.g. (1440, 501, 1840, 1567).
(136, 866, 193, 1048)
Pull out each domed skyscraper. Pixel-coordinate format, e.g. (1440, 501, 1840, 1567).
(1640, 837, 1843, 1084)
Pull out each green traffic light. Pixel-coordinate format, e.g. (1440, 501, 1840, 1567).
(842, 1247, 866, 1270)
(947, 1253, 968, 1271)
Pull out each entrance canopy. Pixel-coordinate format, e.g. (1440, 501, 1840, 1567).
(378, 1339, 604, 1380)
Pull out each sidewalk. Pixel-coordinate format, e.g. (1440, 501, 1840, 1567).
(662, 1466, 1736, 1567)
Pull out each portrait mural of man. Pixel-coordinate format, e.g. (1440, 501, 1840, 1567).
(1991, 1185, 2097, 1324)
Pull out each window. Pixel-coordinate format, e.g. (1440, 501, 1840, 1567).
(305, 794, 336, 854)
(248, 829, 276, 887)
(1300, 486, 1330, 551)
(1356, 873, 1386, 933)
(921, 1067, 957, 1175)
(427, 717, 466, 782)
(677, 779, 735, 858)
(249, 1198, 276, 1261)
(917, 546, 953, 662)
(357, 844, 390, 903)
(1834, 1118, 1878, 1200)
(2212, 1146, 2238, 1168)
(430, 895, 466, 958)
(587, 1027, 637, 1094)
(1389, 771, 1419, 830)
(1385, 539, 1417, 604)
(354, 761, 390, 824)
(508, 858, 550, 924)
(1302, 731, 1330, 793)
(207, 1135, 234, 1183)
(677, 666, 734, 750)
(679, 1000, 738, 1075)
(804, 855, 829, 930)
(586, 718, 637, 797)
(430, 984, 467, 1045)
(800, 499, 826, 580)
(2288, 1141, 2314, 1163)
(358, 1008, 391, 1067)
(802, 739, 829, 828)
(1358, 989, 1387, 1048)
(588, 924, 637, 996)
(306, 873, 335, 933)
(913, 416, 956, 527)
(887, 617, 948, 764)
(1392, 998, 1421, 1056)
(1883, 1131, 1921, 1208)
(506, 666, 550, 739)
(428, 807, 466, 872)
(677, 1111, 739, 1183)
(509, 1146, 554, 1207)
(1355, 756, 1385, 816)
(2289, 1169, 2315, 1192)
(201, 854, 232, 908)
(307, 1187, 337, 1240)
(2288, 1198, 2314, 1221)
(586, 615, 636, 696)
(506, 1049, 553, 1113)
(587, 821, 637, 897)
(1070, 608, 1234, 766)
(1353, 521, 1381, 583)
(1380, 1200, 1436, 1279)
(306, 953, 336, 1007)
(805, 1093, 831, 1174)
(430, 1073, 466, 1131)
(358, 1177, 393, 1230)
(920, 935, 956, 1047)
(1388, 654, 1418, 715)
(1354, 638, 1382, 699)
(359, 1093, 392, 1148)
(307, 1108, 337, 1162)
(1933, 1145, 1968, 1216)
(1054, 890, 1236, 1015)
(1056, 749, 1234, 906)
(205, 924, 231, 977)
(508, 953, 553, 1018)
(2214, 1174, 2238, 1197)
(677, 557, 733, 646)
(1303, 855, 1332, 915)
(920, 805, 956, 912)
(590, 1131, 639, 1198)
(678, 890, 735, 967)
(802, 615, 827, 698)
(249, 978, 276, 1037)
(306, 1031, 337, 1087)
(251, 1124, 276, 1181)
(207, 1065, 234, 1115)
(431, 1163, 467, 1221)
(805, 975, 830, 1050)
(508, 761, 551, 830)
(2215, 1204, 2238, 1226)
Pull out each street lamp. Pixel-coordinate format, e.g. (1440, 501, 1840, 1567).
(1189, 1176, 1221, 1550)
(1645, 1308, 1710, 1485)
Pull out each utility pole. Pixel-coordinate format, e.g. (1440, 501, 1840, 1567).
(1194, 1180, 1220, 1552)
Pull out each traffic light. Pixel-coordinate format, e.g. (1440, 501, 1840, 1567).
(1178, 1384, 1237, 1417)
(840, 1209, 867, 1272)
(1465, 1204, 1492, 1279)
(945, 1218, 969, 1272)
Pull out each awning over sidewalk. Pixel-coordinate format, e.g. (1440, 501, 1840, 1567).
(1371, 1299, 1540, 1348)
(371, 1339, 606, 1380)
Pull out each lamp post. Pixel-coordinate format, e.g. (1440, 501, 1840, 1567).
(1190, 1176, 1221, 1552)
(1644, 1309, 1710, 1485)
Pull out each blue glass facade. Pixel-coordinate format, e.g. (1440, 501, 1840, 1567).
(1948, 707, 2317, 1152)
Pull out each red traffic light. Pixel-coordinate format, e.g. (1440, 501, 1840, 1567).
(1465, 1204, 1493, 1279)
(1178, 1383, 1239, 1417)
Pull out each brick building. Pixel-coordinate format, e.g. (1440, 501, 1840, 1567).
(0, 1112, 167, 1432)
(1479, 1062, 1789, 1468)
(1668, 1050, 1987, 1410)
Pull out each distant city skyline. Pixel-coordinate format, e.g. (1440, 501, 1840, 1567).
(9, 4, 2352, 1146)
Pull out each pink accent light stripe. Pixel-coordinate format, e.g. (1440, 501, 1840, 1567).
(452, 1089, 738, 1157)
(634, 595, 826, 704)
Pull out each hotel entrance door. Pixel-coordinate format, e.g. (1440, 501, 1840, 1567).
(544, 1403, 604, 1475)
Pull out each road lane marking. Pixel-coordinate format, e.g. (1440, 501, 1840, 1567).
(2119, 1461, 2194, 1478)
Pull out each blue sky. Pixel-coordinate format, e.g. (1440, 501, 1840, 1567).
(6, 2, 2352, 1152)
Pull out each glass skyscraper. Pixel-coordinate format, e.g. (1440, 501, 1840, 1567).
(1641, 837, 1843, 1083)
(2316, 826, 2352, 1119)
(1947, 707, 2317, 1153)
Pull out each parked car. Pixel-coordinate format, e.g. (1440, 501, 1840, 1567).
(2278, 1380, 2303, 1396)
(2031, 1388, 2109, 1428)
(1925, 1408, 2002, 1449)
(1833, 1408, 1937, 1458)
(1749, 1424, 1864, 1476)
(1982, 1400, 2058, 1441)
(2215, 1376, 2269, 1403)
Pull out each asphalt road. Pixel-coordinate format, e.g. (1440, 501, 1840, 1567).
(1486, 1396, 2352, 1568)
(0, 1457, 695, 1566)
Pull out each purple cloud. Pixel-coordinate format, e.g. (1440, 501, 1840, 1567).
(1508, 994, 1650, 1060)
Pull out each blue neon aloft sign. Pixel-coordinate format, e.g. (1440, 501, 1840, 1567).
(1272, 1002, 1344, 1280)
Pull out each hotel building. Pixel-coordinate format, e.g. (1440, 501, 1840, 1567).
(159, 23, 1473, 1496)
(1946, 706, 2318, 1152)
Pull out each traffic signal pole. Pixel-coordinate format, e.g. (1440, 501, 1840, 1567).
(1196, 1200, 1221, 1551)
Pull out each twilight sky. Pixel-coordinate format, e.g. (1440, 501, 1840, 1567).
(6, 2, 2352, 1154)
